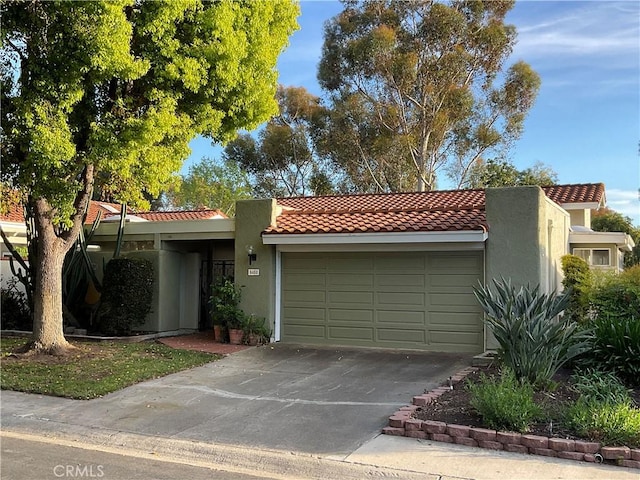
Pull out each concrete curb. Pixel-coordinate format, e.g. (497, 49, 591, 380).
(382, 366, 640, 470)
(1, 422, 447, 480)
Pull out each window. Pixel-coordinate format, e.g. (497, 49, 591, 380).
(573, 248, 611, 267)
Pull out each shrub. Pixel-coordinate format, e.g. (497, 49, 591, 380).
(467, 369, 543, 433)
(210, 279, 244, 329)
(0, 279, 32, 331)
(577, 316, 640, 387)
(590, 270, 640, 321)
(561, 254, 592, 323)
(474, 278, 591, 387)
(565, 400, 640, 447)
(97, 257, 154, 336)
(571, 369, 632, 405)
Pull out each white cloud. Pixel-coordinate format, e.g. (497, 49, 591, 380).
(512, 2, 640, 59)
(606, 188, 640, 225)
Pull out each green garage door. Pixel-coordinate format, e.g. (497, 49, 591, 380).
(281, 251, 484, 353)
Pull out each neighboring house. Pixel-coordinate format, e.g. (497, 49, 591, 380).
(1, 183, 634, 354)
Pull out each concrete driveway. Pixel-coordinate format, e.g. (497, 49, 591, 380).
(2, 344, 471, 456)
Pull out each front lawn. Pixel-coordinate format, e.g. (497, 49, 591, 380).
(0, 337, 219, 399)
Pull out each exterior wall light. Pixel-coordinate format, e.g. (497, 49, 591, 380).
(247, 245, 257, 265)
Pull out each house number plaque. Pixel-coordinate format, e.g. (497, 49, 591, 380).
(248, 268, 260, 276)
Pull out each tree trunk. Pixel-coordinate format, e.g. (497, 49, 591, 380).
(25, 200, 77, 355)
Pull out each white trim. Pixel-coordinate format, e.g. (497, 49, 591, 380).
(560, 202, 601, 210)
(274, 250, 282, 342)
(274, 242, 486, 253)
(262, 230, 487, 246)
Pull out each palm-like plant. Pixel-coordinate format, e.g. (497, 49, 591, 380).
(474, 278, 591, 387)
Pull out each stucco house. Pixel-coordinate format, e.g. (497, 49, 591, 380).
(1, 183, 634, 354)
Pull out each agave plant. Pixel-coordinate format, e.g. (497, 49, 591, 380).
(474, 278, 591, 388)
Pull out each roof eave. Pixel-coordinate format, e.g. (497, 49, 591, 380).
(262, 230, 488, 245)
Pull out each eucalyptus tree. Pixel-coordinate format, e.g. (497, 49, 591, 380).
(318, 0, 540, 192)
(225, 85, 336, 197)
(0, 0, 298, 353)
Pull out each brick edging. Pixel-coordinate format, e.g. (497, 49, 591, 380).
(383, 367, 640, 470)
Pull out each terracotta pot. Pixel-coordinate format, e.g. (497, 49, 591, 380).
(213, 325, 223, 342)
(228, 328, 244, 345)
(247, 333, 260, 346)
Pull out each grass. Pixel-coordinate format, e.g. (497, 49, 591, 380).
(0, 337, 219, 399)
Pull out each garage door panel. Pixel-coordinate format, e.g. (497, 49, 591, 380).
(329, 326, 374, 341)
(375, 255, 425, 271)
(430, 292, 478, 306)
(284, 324, 326, 340)
(430, 331, 483, 347)
(328, 291, 374, 305)
(377, 274, 425, 288)
(429, 254, 482, 271)
(328, 273, 374, 287)
(430, 274, 480, 287)
(430, 312, 483, 328)
(282, 307, 325, 321)
(377, 328, 427, 343)
(377, 310, 425, 324)
(284, 273, 326, 288)
(281, 251, 483, 353)
(378, 292, 425, 306)
(328, 256, 373, 271)
(284, 290, 326, 304)
(328, 309, 373, 323)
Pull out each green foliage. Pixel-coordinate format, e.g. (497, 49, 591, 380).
(0, 337, 217, 400)
(565, 400, 640, 447)
(591, 210, 640, 267)
(242, 314, 271, 343)
(318, 0, 540, 192)
(589, 269, 640, 321)
(467, 369, 543, 433)
(577, 316, 640, 387)
(0, 280, 32, 331)
(1, 0, 298, 348)
(466, 159, 557, 189)
(474, 278, 590, 387)
(571, 369, 632, 405)
(561, 254, 592, 324)
(97, 258, 154, 336)
(168, 156, 252, 216)
(225, 86, 337, 197)
(210, 279, 244, 329)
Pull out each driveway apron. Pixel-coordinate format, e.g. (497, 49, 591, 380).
(2, 344, 470, 455)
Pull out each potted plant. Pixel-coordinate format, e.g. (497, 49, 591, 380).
(227, 311, 246, 345)
(243, 314, 271, 346)
(210, 279, 243, 343)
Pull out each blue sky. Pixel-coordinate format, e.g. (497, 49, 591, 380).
(187, 0, 640, 225)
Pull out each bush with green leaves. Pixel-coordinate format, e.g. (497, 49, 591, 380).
(590, 266, 640, 321)
(561, 254, 592, 324)
(474, 278, 591, 387)
(565, 400, 640, 447)
(467, 369, 543, 433)
(571, 369, 632, 405)
(1, 279, 32, 331)
(577, 315, 640, 387)
(96, 257, 154, 336)
(210, 279, 244, 329)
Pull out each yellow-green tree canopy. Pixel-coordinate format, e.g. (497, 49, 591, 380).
(0, 0, 298, 353)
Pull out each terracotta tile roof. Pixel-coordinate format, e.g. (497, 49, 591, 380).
(542, 183, 605, 205)
(119, 210, 228, 222)
(266, 189, 487, 235)
(265, 183, 607, 236)
(1, 200, 122, 224)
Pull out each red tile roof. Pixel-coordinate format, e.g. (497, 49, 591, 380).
(541, 183, 605, 205)
(121, 210, 227, 222)
(265, 183, 607, 236)
(267, 190, 487, 235)
(1, 200, 123, 224)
